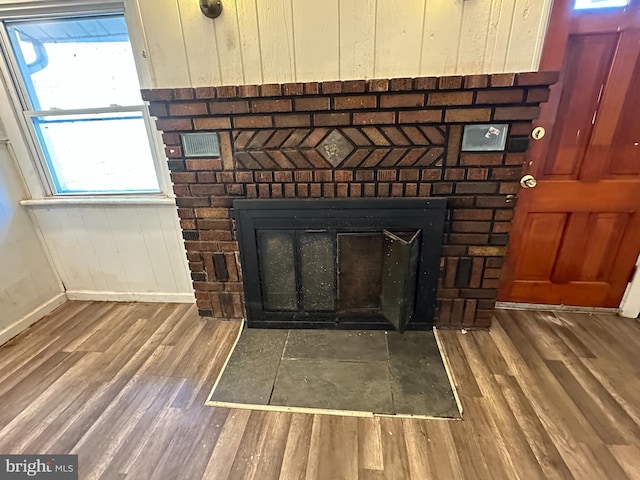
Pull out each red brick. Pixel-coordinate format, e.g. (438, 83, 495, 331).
(233, 116, 273, 128)
(445, 108, 491, 123)
(283, 83, 304, 95)
(391, 183, 403, 197)
(156, 118, 192, 131)
(260, 84, 282, 96)
(208, 100, 249, 115)
(421, 169, 442, 181)
(165, 146, 182, 158)
(271, 183, 283, 198)
(475, 89, 524, 104)
(274, 171, 293, 182)
(343, 80, 367, 93)
(516, 71, 559, 86)
(377, 169, 397, 181)
(215, 86, 238, 98)
(185, 159, 222, 171)
(398, 110, 442, 124)
(334, 95, 377, 109)
(314, 113, 351, 126)
(274, 114, 311, 127)
(453, 209, 493, 221)
(238, 85, 259, 97)
(162, 132, 180, 145)
(258, 184, 270, 197)
(251, 99, 292, 113)
(310, 183, 322, 197)
(367, 79, 389, 92)
(322, 183, 335, 197)
(349, 183, 362, 197)
(380, 94, 424, 108)
(195, 86, 216, 99)
(390, 78, 413, 91)
(476, 196, 510, 208)
(171, 172, 196, 183)
(464, 75, 489, 89)
(455, 182, 498, 194)
(399, 169, 419, 181)
(444, 168, 465, 181)
(169, 102, 207, 116)
(284, 184, 296, 198)
(499, 182, 520, 194)
(494, 210, 514, 221)
(414, 77, 438, 90)
(418, 183, 431, 197)
(304, 82, 320, 94)
(255, 171, 273, 182)
(490, 167, 522, 180)
(294, 170, 313, 182)
(294, 97, 330, 111)
(490, 73, 516, 87)
(334, 170, 353, 182)
(148, 103, 167, 117)
(193, 117, 231, 130)
(194, 208, 229, 219)
(336, 183, 348, 197)
(177, 208, 194, 219)
(378, 183, 390, 197)
(364, 183, 376, 197)
(141, 89, 173, 101)
(466, 168, 489, 180)
(438, 76, 463, 90)
(448, 233, 489, 244)
(427, 91, 473, 106)
(322, 81, 342, 94)
(405, 183, 417, 196)
(452, 221, 492, 233)
(493, 222, 511, 233)
(526, 88, 550, 103)
(494, 106, 540, 121)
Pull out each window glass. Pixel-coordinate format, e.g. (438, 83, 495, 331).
(574, 0, 630, 9)
(6, 15, 142, 110)
(32, 112, 158, 193)
(4, 13, 160, 195)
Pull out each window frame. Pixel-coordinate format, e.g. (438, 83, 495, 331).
(0, 2, 171, 198)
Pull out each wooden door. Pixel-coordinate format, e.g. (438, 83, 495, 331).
(500, 0, 640, 307)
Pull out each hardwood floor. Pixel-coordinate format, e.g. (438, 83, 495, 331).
(0, 302, 638, 479)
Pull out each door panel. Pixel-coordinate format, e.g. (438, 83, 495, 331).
(543, 33, 618, 177)
(500, 0, 640, 307)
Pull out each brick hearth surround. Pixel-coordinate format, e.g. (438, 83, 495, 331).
(142, 71, 557, 328)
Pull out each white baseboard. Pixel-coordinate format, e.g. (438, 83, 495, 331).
(495, 301, 619, 314)
(64, 290, 195, 303)
(0, 293, 67, 346)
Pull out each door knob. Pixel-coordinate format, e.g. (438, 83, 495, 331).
(520, 174, 537, 188)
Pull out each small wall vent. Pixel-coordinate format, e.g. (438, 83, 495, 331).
(181, 132, 220, 157)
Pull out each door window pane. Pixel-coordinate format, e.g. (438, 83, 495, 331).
(32, 112, 158, 193)
(574, 0, 629, 9)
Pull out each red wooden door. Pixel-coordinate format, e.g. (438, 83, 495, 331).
(500, 0, 640, 307)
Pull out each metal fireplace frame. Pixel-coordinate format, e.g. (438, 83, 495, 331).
(234, 198, 447, 330)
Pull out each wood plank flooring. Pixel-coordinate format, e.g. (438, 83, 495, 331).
(0, 302, 638, 479)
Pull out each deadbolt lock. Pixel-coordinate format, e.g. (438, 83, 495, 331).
(520, 174, 537, 188)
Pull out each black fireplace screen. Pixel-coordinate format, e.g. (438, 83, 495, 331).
(234, 199, 447, 331)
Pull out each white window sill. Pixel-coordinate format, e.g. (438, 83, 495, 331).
(20, 195, 177, 207)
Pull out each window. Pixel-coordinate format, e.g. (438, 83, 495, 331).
(2, 12, 160, 195)
(574, 0, 630, 9)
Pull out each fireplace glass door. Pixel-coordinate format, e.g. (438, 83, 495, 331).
(235, 199, 447, 331)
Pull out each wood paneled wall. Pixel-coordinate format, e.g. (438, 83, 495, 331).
(134, 0, 554, 89)
(0, 143, 63, 336)
(29, 204, 195, 302)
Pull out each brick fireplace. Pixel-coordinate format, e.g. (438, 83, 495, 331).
(142, 71, 557, 328)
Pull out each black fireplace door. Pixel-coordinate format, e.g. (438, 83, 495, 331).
(380, 230, 421, 333)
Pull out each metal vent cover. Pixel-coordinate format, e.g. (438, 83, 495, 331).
(181, 132, 220, 157)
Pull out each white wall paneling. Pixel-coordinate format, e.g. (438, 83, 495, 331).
(620, 255, 640, 318)
(339, 0, 376, 80)
(28, 204, 194, 301)
(0, 141, 64, 342)
(134, 0, 554, 88)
